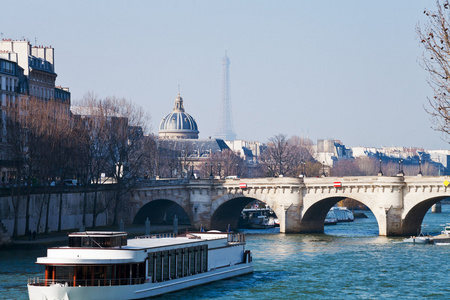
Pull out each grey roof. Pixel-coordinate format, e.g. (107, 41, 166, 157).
(157, 138, 230, 155)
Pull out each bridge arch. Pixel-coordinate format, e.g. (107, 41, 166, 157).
(301, 195, 384, 235)
(402, 196, 448, 236)
(210, 193, 281, 231)
(132, 198, 192, 226)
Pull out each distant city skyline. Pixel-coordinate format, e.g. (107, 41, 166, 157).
(1, 1, 449, 149)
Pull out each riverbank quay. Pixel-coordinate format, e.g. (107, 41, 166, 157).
(1, 224, 193, 250)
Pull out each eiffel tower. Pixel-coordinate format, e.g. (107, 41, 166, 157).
(215, 51, 236, 141)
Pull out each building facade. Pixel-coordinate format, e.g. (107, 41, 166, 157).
(225, 140, 263, 164)
(0, 39, 70, 105)
(0, 39, 71, 185)
(314, 139, 353, 167)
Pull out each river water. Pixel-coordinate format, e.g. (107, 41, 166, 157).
(2, 206, 450, 299)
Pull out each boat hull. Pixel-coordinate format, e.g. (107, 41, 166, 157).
(28, 263, 253, 300)
(403, 237, 434, 244)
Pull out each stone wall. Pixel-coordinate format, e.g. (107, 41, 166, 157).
(0, 188, 116, 244)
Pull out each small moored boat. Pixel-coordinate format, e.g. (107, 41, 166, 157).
(403, 235, 434, 244)
(403, 226, 434, 244)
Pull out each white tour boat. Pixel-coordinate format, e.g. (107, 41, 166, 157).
(27, 231, 253, 300)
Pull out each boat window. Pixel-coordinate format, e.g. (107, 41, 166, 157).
(42, 264, 144, 287)
(68, 233, 127, 248)
(147, 245, 208, 283)
(55, 266, 73, 281)
(178, 249, 185, 278)
(150, 252, 162, 282)
(162, 251, 170, 282)
(147, 253, 154, 280)
(191, 247, 197, 275)
(200, 245, 208, 273)
(168, 249, 177, 280)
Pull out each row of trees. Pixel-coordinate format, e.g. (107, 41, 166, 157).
(257, 134, 440, 178)
(5, 93, 254, 237)
(331, 157, 438, 177)
(258, 134, 329, 177)
(4, 94, 154, 236)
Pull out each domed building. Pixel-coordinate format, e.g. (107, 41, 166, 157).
(159, 93, 199, 139)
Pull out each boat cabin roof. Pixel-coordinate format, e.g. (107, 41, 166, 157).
(36, 232, 233, 265)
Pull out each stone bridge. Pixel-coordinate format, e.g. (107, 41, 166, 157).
(124, 176, 450, 236)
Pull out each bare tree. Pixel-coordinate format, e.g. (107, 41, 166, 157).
(72, 94, 152, 227)
(100, 97, 151, 226)
(331, 159, 363, 176)
(140, 135, 158, 179)
(73, 93, 112, 228)
(203, 149, 244, 178)
(259, 134, 317, 177)
(156, 140, 179, 178)
(3, 96, 72, 235)
(418, 0, 450, 140)
(259, 134, 290, 177)
(4, 98, 27, 237)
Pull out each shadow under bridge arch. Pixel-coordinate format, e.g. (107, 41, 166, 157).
(301, 196, 379, 234)
(133, 199, 192, 226)
(402, 196, 448, 236)
(210, 196, 275, 231)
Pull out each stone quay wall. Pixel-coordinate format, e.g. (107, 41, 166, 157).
(0, 186, 116, 244)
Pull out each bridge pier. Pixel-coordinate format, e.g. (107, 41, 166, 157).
(190, 202, 212, 231)
(276, 204, 302, 233)
(432, 202, 442, 213)
(384, 207, 403, 236)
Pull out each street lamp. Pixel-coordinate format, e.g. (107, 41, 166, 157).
(218, 163, 221, 178)
(418, 159, 423, 176)
(322, 161, 326, 177)
(205, 162, 207, 178)
(398, 158, 404, 176)
(300, 161, 306, 177)
(210, 163, 213, 179)
(378, 159, 383, 176)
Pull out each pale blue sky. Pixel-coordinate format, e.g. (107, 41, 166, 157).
(2, 0, 447, 149)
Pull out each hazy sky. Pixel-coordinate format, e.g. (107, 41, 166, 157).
(2, 0, 448, 149)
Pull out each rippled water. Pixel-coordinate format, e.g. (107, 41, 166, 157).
(2, 207, 450, 299)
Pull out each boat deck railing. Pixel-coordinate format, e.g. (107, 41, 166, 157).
(134, 231, 245, 244)
(227, 232, 246, 244)
(135, 233, 177, 239)
(28, 277, 146, 287)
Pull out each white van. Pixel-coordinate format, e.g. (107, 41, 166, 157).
(225, 175, 239, 179)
